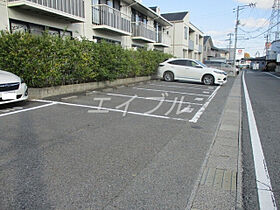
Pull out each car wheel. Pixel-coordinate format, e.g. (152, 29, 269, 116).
(163, 72, 174, 82)
(203, 75, 214, 85)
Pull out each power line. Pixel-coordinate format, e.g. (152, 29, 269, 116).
(233, 3, 256, 64)
(250, 21, 280, 39)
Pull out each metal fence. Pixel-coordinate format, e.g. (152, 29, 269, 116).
(132, 22, 156, 41)
(92, 4, 131, 33)
(8, 0, 85, 18)
(156, 31, 171, 45)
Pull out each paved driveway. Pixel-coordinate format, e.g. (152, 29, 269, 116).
(0, 79, 233, 209)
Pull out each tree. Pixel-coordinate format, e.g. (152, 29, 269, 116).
(244, 52, 250, 58)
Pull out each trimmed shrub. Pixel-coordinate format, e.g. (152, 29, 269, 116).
(0, 31, 172, 88)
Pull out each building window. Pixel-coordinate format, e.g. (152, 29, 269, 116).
(46, 27, 60, 36)
(131, 9, 147, 24)
(92, 0, 100, 24)
(154, 21, 162, 43)
(196, 34, 199, 45)
(184, 26, 188, 40)
(132, 44, 145, 50)
(10, 19, 72, 38)
(93, 36, 121, 45)
(113, 0, 120, 10)
(29, 24, 44, 35)
(10, 21, 28, 33)
(107, 0, 113, 7)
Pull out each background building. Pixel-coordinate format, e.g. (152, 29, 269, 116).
(203, 36, 229, 62)
(0, 0, 172, 51)
(161, 11, 204, 61)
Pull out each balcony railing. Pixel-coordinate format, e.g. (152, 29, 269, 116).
(131, 22, 156, 42)
(155, 31, 171, 47)
(92, 4, 131, 34)
(8, 0, 85, 20)
(189, 40, 194, 50)
(199, 45, 203, 53)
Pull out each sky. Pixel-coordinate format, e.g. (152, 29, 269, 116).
(142, 0, 275, 57)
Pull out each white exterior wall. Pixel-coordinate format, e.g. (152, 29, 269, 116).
(0, 0, 171, 51)
(8, 8, 83, 38)
(0, 0, 10, 31)
(166, 21, 186, 57)
(187, 23, 203, 62)
(165, 13, 204, 61)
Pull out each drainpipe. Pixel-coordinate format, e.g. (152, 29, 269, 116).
(173, 23, 175, 56)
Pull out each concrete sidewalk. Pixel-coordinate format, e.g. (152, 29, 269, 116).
(188, 74, 242, 210)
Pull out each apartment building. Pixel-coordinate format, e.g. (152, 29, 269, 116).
(161, 11, 204, 61)
(0, 0, 84, 37)
(0, 0, 172, 51)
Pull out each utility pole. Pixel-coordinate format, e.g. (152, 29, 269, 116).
(233, 6, 240, 66)
(227, 33, 234, 49)
(227, 33, 234, 62)
(265, 34, 269, 58)
(233, 3, 256, 66)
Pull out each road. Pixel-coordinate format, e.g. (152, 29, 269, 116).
(242, 70, 280, 210)
(0, 79, 234, 209)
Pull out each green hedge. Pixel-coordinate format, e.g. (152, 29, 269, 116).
(0, 31, 172, 88)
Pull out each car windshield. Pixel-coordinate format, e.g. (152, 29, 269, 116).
(196, 61, 207, 68)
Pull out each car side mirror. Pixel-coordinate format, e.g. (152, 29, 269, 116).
(195, 65, 203, 68)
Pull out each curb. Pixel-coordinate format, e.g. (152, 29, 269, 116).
(29, 76, 152, 99)
(188, 74, 242, 210)
(236, 72, 243, 209)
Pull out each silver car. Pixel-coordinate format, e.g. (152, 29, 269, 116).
(204, 61, 239, 76)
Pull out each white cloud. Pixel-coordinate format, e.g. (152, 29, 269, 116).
(236, 0, 274, 9)
(213, 40, 229, 48)
(205, 29, 234, 48)
(240, 18, 269, 28)
(206, 29, 233, 38)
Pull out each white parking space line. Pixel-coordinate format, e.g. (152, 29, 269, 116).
(243, 73, 277, 210)
(148, 83, 213, 91)
(85, 91, 96, 96)
(159, 82, 211, 89)
(0, 102, 56, 118)
(0, 107, 23, 113)
(61, 95, 78, 100)
(203, 91, 210, 94)
(32, 99, 188, 122)
(264, 72, 280, 80)
(189, 86, 220, 123)
(97, 92, 203, 106)
(194, 98, 204, 101)
(133, 87, 210, 97)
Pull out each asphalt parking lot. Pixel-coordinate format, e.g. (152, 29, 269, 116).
(1, 80, 220, 123)
(0, 79, 234, 209)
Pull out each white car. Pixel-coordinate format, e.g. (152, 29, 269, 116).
(0, 70, 28, 105)
(157, 58, 227, 85)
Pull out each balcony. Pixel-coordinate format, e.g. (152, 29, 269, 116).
(131, 22, 156, 43)
(8, 0, 85, 22)
(189, 40, 194, 50)
(154, 31, 170, 47)
(199, 45, 203, 53)
(92, 4, 131, 36)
